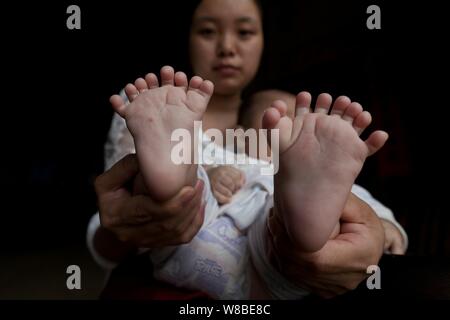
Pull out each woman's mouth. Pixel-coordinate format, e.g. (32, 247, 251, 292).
(213, 65, 240, 77)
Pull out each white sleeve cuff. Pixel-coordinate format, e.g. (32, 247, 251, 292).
(351, 184, 408, 252)
(86, 213, 119, 270)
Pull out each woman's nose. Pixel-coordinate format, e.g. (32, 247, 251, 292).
(217, 33, 236, 57)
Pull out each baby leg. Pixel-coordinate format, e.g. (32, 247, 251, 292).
(262, 92, 387, 252)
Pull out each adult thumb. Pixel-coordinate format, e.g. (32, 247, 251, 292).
(95, 154, 139, 193)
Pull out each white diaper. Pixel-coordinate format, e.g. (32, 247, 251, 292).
(152, 215, 251, 299)
(149, 164, 272, 299)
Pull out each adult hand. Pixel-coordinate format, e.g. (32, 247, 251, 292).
(267, 192, 385, 298)
(94, 154, 205, 252)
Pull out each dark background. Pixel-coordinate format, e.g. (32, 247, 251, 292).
(1, 0, 449, 298)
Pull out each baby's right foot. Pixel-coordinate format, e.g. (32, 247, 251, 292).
(110, 66, 214, 201)
(263, 92, 388, 252)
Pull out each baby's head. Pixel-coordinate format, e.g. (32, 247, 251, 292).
(188, 0, 265, 96)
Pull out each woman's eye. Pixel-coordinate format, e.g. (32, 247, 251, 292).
(239, 30, 255, 38)
(199, 28, 215, 36)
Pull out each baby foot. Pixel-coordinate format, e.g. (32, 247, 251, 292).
(110, 66, 214, 201)
(262, 92, 388, 252)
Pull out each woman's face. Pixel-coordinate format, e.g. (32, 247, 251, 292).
(190, 0, 264, 96)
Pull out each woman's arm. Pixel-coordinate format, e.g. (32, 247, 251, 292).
(87, 213, 137, 269)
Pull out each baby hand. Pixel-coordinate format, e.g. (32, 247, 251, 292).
(207, 166, 245, 204)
